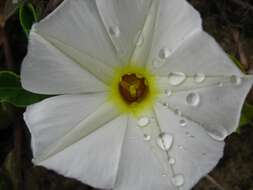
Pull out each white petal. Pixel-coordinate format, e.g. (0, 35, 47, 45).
(31, 101, 120, 164)
(158, 76, 253, 138)
(130, 0, 160, 67)
(148, 0, 202, 69)
(154, 103, 225, 190)
(24, 93, 106, 158)
(21, 32, 106, 94)
(39, 115, 128, 189)
(153, 31, 243, 76)
(34, 0, 120, 67)
(114, 116, 174, 190)
(95, 0, 152, 62)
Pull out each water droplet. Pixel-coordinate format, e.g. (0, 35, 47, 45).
(167, 72, 186, 86)
(169, 158, 176, 165)
(165, 90, 172, 97)
(162, 173, 167, 177)
(159, 48, 170, 60)
(193, 73, 206, 83)
(162, 102, 169, 107)
(135, 31, 144, 46)
(174, 109, 182, 116)
(109, 26, 120, 37)
(207, 128, 228, 141)
(178, 145, 184, 149)
(152, 59, 164, 68)
(218, 82, 223, 87)
(230, 75, 242, 86)
(172, 174, 185, 187)
(157, 133, 173, 151)
(186, 92, 200, 107)
(143, 134, 151, 141)
(137, 117, 150, 127)
(179, 119, 187, 127)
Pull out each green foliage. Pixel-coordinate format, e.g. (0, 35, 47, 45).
(240, 103, 253, 127)
(0, 71, 48, 107)
(19, 2, 38, 36)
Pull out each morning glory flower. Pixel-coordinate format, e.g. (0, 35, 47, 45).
(21, 0, 253, 189)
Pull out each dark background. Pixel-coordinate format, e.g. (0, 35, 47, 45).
(0, 0, 253, 189)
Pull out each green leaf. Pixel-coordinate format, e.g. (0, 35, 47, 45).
(0, 71, 48, 107)
(19, 2, 38, 35)
(239, 103, 253, 127)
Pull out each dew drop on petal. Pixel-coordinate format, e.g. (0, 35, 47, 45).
(218, 82, 224, 87)
(165, 89, 172, 97)
(143, 134, 151, 141)
(186, 92, 200, 107)
(162, 102, 169, 107)
(179, 119, 187, 127)
(230, 75, 242, 86)
(159, 48, 170, 60)
(172, 174, 185, 187)
(193, 73, 206, 83)
(177, 145, 185, 150)
(167, 72, 186, 86)
(109, 26, 120, 37)
(169, 158, 176, 165)
(207, 129, 228, 141)
(138, 117, 150, 127)
(152, 59, 164, 68)
(157, 133, 173, 151)
(174, 109, 182, 116)
(134, 31, 144, 46)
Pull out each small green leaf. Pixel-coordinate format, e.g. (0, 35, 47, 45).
(19, 2, 38, 35)
(0, 71, 48, 107)
(239, 103, 253, 127)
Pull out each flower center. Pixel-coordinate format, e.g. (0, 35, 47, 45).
(119, 73, 149, 104)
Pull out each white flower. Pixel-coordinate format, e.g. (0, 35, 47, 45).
(21, 0, 253, 189)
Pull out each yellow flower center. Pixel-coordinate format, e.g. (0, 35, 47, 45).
(107, 64, 159, 116)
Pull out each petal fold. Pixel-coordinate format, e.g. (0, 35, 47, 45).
(21, 32, 106, 94)
(158, 75, 253, 138)
(147, 0, 202, 69)
(34, 0, 120, 67)
(154, 103, 225, 190)
(24, 93, 106, 158)
(154, 31, 243, 76)
(32, 101, 120, 164)
(40, 115, 128, 189)
(114, 116, 174, 190)
(95, 0, 152, 62)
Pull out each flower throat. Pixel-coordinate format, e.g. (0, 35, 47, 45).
(119, 73, 149, 104)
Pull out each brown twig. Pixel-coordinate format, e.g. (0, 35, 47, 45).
(206, 175, 226, 190)
(230, 0, 253, 12)
(14, 116, 24, 190)
(0, 25, 14, 70)
(231, 29, 249, 71)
